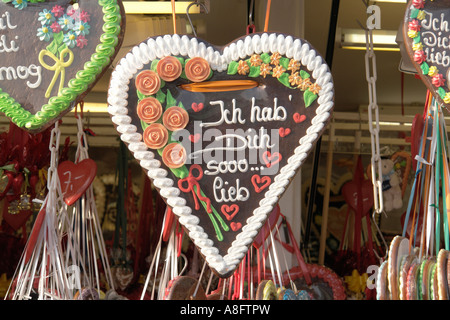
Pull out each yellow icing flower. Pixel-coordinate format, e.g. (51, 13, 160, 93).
(289, 72, 302, 86)
(412, 42, 423, 51)
(237, 60, 250, 75)
(428, 66, 439, 77)
(417, 10, 426, 20)
(408, 29, 418, 38)
(344, 269, 368, 294)
(309, 83, 322, 95)
(272, 65, 286, 78)
(444, 92, 450, 104)
(249, 54, 262, 67)
(260, 63, 272, 78)
(288, 59, 301, 73)
(270, 52, 282, 66)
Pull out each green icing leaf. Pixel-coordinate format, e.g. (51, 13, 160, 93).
(410, 8, 419, 19)
(300, 70, 310, 79)
(57, 43, 68, 57)
(151, 59, 160, 72)
(248, 66, 260, 78)
(46, 40, 59, 56)
(176, 57, 185, 67)
(277, 73, 291, 88)
(140, 119, 149, 131)
(156, 90, 166, 104)
(413, 35, 421, 44)
(165, 89, 177, 108)
(304, 90, 318, 108)
(438, 87, 446, 99)
(137, 90, 146, 101)
(421, 62, 429, 75)
(279, 57, 290, 69)
(227, 61, 239, 75)
(261, 53, 271, 64)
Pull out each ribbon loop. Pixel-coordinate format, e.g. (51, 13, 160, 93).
(177, 164, 211, 213)
(38, 47, 74, 98)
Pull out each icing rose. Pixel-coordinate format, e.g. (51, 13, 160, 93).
(157, 56, 183, 82)
(162, 143, 187, 169)
(143, 123, 169, 149)
(185, 57, 211, 82)
(137, 97, 163, 123)
(408, 20, 421, 32)
(412, 0, 424, 9)
(136, 70, 161, 96)
(414, 50, 426, 64)
(432, 73, 445, 87)
(163, 106, 189, 131)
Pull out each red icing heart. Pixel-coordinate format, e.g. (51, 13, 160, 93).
(57, 159, 97, 206)
(262, 151, 282, 168)
(192, 103, 204, 112)
(2, 201, 32, 231)
(230, 222, 242, 231)
(189, 133, 201, 143)
(221, 204, 239, 221)
(293, 113, 306, 123)
(251, 174, 271, 193)
(279, 127, 291, 137)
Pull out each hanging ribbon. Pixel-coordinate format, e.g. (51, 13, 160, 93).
(177, 164, 211, 213)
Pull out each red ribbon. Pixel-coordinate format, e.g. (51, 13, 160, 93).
(178, 164, 211, 213)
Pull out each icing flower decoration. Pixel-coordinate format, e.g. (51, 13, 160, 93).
(260, 63, 272, 78)
(417, 10, 426, 20)
(58, 14, 75, 32)
(428, 66, 439, 77)
(157, 56, 183, 82)
(12, 0, 27, 10)
(76, 35, 88, 49)
(408, 20, 421, 32)
(412, 0, 424, 9)
(135, 70, 161, 96)
(37, 26, 53, 42)
(73, 21, 90, 36)
(51, 5, 65, 18)
(50, 21, 62, 33)
(162, 106, 189, 131)
(272, 65, 286, 79)
(38, 9, 56, 25)
(143, 123, 169, 150)
(288, 72, 301, 86)
(250, 54, 262, 67)
(412, 42, 423, 51)
(162, 143, 187, 169)
(63, 31, 77, 48)
(237, 60, 250, 75)
(297, 78, 312, 91)
(137, 97, 163, 124)
(444, 92, 450, 104)
(270, 52, 282, 66)
(432, 73, 445, 87)
(309, 83, 322, 95)
(414, 50, 427, 64)
(407, 29, 418, 39)
(185, 57, 211, 82)
(79, 10, 91, 23)
(288, 59, 301, 73)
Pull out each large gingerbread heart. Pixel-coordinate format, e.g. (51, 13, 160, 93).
(107, 33, 334, 278)
(0, 0, 125, 132)
(403, 0, 450, 106)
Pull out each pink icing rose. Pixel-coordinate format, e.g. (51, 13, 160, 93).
(414, 50, 426, 64)
(432, 73, 445, 87)
(408, 20, 421, 32)
(412, 0, 424, 9)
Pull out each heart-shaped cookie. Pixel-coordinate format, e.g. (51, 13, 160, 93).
(107, 32, 334, 278)
(0, 0, 125, 132)
(403, 0, 450, 106)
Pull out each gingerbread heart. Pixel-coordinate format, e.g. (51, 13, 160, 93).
(107, 32, 334, 278)
(0, 0, 125, 132)
(403, 0, 450, 107)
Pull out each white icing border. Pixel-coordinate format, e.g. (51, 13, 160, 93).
(107, 33, 334, 277)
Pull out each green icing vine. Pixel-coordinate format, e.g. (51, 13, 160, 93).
(0, 0, 123, 131)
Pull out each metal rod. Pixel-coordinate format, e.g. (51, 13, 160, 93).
(303, 0, 340, 251)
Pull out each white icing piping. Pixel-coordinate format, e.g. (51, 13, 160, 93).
(107, 33, 334, 276)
